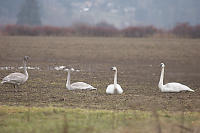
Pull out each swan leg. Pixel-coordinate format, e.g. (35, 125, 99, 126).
(16, 85, 21, 92)
(13, 85, 19, 92)
(14, 85, 17, 92)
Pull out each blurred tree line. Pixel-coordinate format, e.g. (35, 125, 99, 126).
(1, 22, 200, 38)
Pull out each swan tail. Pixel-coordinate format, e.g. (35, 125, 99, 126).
(1, 81, 5, 84)
(188, 89, 194, 92)
(91, 87, 97, 90)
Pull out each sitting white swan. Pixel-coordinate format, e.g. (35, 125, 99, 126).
(1, 56, 30, 88)
(106, 67, 123, 94)
(158, 63, 194, 92)
(65, 68, 97, 90)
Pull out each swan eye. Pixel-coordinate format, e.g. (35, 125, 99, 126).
(160, 63, 165, 67)
(111, 67, 117, 71)
(24, 56, 30, 61)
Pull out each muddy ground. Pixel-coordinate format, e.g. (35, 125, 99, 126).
(0, 36, 200, 111)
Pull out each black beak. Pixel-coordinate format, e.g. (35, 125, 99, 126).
(24, 56, 30, 61)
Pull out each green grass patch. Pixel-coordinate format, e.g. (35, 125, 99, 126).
(0, 106, 199, 133)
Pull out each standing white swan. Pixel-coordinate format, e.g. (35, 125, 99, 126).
(1, 56, 30, 88)
(65, 68, 97, 90)
(106, 67, 123, 94)
(158, 63, 194, 92)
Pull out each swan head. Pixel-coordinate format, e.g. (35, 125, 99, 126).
(70, 68, 75, 71)
(24, 56, 30, 62)
(160, 63, 165, 68)
(64, 68, 75, 72)
(111, 67, 117, 71)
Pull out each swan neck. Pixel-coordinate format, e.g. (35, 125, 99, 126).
(23, 60, 28, 77)
(114, 70, 117, 88)
(66, 71, 71, 89)
(159, 67, 164, 88)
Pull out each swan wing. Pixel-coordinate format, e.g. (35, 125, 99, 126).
(106, 84, 115, 94)
(1, 73, 27, 85)
(116, 84, 123, 94)
(164, 82, 194, 92)
(71, 82, 97, 90)
(106, 84, 123, 94)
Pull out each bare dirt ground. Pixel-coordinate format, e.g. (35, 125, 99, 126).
(0, 36, 200, 111)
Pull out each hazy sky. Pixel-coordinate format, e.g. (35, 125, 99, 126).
(0, 0, 200, 28)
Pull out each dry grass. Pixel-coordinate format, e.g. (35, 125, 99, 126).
(0, 106, 200, 133)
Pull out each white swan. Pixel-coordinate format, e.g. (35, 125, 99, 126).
(1, 56, 30, 88)
(65, 68, 97, 90)
(106, 67, 123, 94)
(158, 63, 194, 92)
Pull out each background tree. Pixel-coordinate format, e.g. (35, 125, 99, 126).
(17, 0, 42, 26)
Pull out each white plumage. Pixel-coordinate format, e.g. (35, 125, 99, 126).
(106, 84, 123, 94)
(1, 56, 30, 88)
(65, 68, 97, 90)
(70, 82, 96, 90)
(106, 67, 123, 94)
(158, 63, 194, 92)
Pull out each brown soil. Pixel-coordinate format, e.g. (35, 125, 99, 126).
(0, 36, 200, 111)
